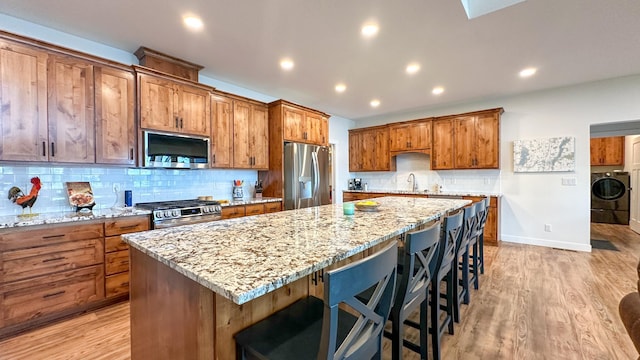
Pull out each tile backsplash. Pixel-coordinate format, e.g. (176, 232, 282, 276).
(352, 153, 501, 193)
(0, 165, 257, 216)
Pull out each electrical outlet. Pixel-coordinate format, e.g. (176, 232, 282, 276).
(544, 224, 552, 232)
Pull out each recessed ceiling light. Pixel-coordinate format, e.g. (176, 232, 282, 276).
(519, 67, 537, 78)
(183, 16, 204, 31)
(406, 63, 420, 74)
(335, 83, 347, 93)
(432, 86, 444, 95)
(280, 58, 295, 71)
(361, 23, 379, 38)
(370, 99, 380, 108)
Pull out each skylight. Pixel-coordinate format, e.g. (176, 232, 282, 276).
(461, 0, 526, 19)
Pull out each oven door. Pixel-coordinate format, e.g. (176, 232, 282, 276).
(153, 214, 222, 229)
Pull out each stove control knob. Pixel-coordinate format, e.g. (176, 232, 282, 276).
(164, 210, 172, 218)
(172, 209, 180, 217)
(202, 207, 209, 213)
(154, 210, 163, 219)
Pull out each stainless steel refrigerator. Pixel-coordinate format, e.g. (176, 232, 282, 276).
(284, 142, 331, 210)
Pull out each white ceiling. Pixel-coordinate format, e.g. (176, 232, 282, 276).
(1, 0, 639, 120)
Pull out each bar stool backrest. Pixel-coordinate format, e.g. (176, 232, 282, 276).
(475, 197, 490, 237)
(320, 241, 398, 360)
(431, 210, 464, 276)
(396, 222, 441, 314)
(457, 204, 477, 254)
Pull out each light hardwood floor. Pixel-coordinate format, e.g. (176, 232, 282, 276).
(1, 223, 638, 359)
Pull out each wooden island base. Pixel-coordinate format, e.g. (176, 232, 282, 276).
(131, 248, 318, 360)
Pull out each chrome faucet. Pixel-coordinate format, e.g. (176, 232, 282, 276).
(407, 173, 418, 192)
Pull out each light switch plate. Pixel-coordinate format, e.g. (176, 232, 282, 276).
(561, 177, 577, 186)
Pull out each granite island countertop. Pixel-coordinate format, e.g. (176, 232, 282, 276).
(122, 196, 470, 305)
(344, 189, 502, 197)
(221, 197, 282, 207)
(0, 208, 152, 229)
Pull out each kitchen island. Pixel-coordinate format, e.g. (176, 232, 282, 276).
(122, 196, 470, 360)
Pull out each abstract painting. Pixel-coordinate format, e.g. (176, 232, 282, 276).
(513, 137, 575, 172)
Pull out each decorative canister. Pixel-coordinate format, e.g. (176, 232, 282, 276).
(232, 186, 244, 200)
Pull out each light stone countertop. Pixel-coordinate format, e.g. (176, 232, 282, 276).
(221, 197, 282, 207)
(344, 189, 502, 197)
(0, 208, 152, 229)
(122, 196, 471, 305)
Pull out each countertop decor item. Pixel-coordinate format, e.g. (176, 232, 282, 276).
(66, 182, 96, 212)
(7, 177, 42, 217)
(233, 180, 244, 200)
(355, 200, 380, 212)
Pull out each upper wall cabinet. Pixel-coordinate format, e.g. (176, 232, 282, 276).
(274, 100, 329, 146)
(136, 69, 211, 137)
(232, 99, 269, 169)
(0, 38, 49, 162)
(95, 66, 135, 165)
(590, 136, 624, 166)
(432, 108, 503, 170)
(211, 93, 233, 168)
(349, 126, 393, 172)
(47, 54, 96, 163)
(389, 119, 432, 155)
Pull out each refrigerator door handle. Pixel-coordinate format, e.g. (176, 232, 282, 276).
(312, 150, 320, 205)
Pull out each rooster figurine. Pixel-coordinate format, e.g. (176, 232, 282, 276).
(8, 177, 42, 216)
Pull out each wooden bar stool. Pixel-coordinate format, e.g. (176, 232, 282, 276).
(234, 241, 398, 360)
(387, 222, 440, 360)
(430, 210, 463, 360)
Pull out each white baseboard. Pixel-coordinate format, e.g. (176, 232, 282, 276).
(500, 235, 592, 252)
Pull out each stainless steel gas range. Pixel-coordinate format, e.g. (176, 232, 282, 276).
(135, 199, 222, 229)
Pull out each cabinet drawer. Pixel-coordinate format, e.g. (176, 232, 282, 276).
(104, 216, 150, 236)
(1, 239, 104, 284)
(105, 250, 129, 275)
(105, 236, 129, 253)
(245, 204, 265, 216)
(221, 206, 245, 219)
(105, 272, 129, 298)
(0, 265, 104, 328)
(0, 223, 104, 251)
(264, 202, 282, 213)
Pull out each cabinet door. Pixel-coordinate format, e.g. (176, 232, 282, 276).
(602, 136, 625, 165)
(320, 116, 329, 146)
(177, 84, 210, 136)
(474, 113, 499, 168)
(95, 66, 135, 165)
(373, 127, 390, 170)
(211, 95, 233, 168)
(282, 105, 305, 142)
(411, 121, 432, 150)
(232, 100, 251, 168)
(360, 130, 377, 170)
(138, 74, 177, 133)
(454, 116, 476, 168)
(0, 39, 48, 161)
(250, 104, 269, 169)
(389, 124, 412, 151)
(47, 55, 95, 163)
(305, 112, 323, 145)
(590, 138, 603, 165)
(349, 131, 362, 171)
(432, 120, 454, 170)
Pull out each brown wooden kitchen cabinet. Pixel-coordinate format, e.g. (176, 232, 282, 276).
(211, 93, 234, 168)
(273, 100, 330, 146)
(349, 126, 393, 171)
(463, 196, 500, 246)
(0, 222, 105, 337)
(137, 70, 211, 137)
(95, 66, 136, 165)
(389, 119, 432, 154)
(222, 202, 282, 219)
(0, 37, 49, 162)
(103, 216, 150, 298)
(432, 108, 502, 170)
(47, 54, 96, 163)
(232, 99, 269, 169)
(221, 205, 246, 219)
(590, 136, 625, 166)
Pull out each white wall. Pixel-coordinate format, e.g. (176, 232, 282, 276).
(357, 75, 640, 252)
(328, 116, 355, 203)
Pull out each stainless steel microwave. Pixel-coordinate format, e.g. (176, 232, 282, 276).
(143, 131, 210, 169)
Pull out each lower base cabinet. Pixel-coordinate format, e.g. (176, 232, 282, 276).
(222, 201, 282, 219)
(0, 215, 150, 338)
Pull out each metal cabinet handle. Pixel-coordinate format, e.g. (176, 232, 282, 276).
(43, 234, 65, 239)
(42, 256, 66, 263)
(175, 117, 179, 128)
(212, 154, 216, 164)
(119, 225, 138, 230)
(180, 118, 184, 128)
(51, 142, 55, 157)
(42, 142, 46, 156)
(130, 148, 134, 160)
(43, 290, 66, 299)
